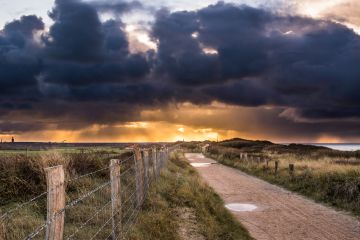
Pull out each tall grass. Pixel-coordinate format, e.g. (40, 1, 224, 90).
(0, 149, 131, 239)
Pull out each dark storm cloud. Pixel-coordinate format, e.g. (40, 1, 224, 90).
(152, 2, 360, 121)
(1, 0, 360, 139)
(0, 15, 44, 95)
(0, 0, 154, 133)
(4, 15, 44, 39)
(0, 121, 48, 134)
(91, 0, 143, 14)
(41, 0, 151, 86)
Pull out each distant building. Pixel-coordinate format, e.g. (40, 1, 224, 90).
(11, 137, 15, 143)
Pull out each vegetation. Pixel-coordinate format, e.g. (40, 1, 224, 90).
(206, 139, 360, 217)
(180, 142, 203, 153)
(128, 152, 253, 240)
(0, 147, 252, 240)
(0, 148, 133, 239)
(0, 148, 128, 204)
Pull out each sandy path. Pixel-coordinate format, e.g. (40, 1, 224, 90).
(185, 153, 360, 240)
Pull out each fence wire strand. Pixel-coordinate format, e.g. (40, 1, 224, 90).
(1, 147, 177, 240)
(65, 200, 112, 240)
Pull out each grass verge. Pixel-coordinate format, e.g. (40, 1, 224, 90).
(128, 152, 253, 240)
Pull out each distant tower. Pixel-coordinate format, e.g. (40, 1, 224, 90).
(11, 137, 15, 143)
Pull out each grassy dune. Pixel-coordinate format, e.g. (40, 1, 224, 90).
(206, 139, 360, 217)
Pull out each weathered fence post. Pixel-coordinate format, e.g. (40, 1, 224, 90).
(142, 150, 150, 196)
(275, 161, 279, 175)
(45, 165, 65, 240)
(289, 164, 295, 177)
(163, 148, 169, 167)
(110, 159, 121, 239)
(156, 149, 161, 176)
(134, 148, 144, 207)
(160, 149, 164, 170)
(152, 147, 157, 178)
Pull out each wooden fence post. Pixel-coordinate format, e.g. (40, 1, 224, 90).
(110, 159, 122, 239)
(156, 149, 160, 176)
(142, 150, 150, 195)
(289, 164, 295, 177)
(163, 148, 168, 167)
(152, 147, 157, 178)
(134, 148, 144, 207)
(160, 150, 164, 170)
(275, 161, 279, 175)
(45, 165, 65, 240)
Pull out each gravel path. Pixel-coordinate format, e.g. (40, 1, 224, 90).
(185, 153, 360, 240)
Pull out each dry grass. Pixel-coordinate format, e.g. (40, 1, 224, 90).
(1, 149, 252, 240)
(0, 149, 131, 239)
(266, 152, 360, 174)
(128, 152, 253, 240)
(207, 145, 360, 217)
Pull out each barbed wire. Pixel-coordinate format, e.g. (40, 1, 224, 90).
(24, 181, 111, 240)
(66, 152, 135, 184)
(1, 154, 135, 222)
(118, 165, 135, 179)
(0, 191, 47, 220)
(121, 178, 137, 192)
(65, 199, 112, 240)
(23, 157, 137, 239)
(89, 210, 114, 240)
(122, 191, 137, 207)
(66, 166, 110, 183)
(117, 206, 141, 240)
(3, 147, 175, 240)
(66, 181, 111, 208)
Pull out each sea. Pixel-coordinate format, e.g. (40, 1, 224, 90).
(309, 143, 360, 151)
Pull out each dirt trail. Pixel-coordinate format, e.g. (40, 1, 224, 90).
(177, 207, 205, 240)
(185, 153, 360, 240)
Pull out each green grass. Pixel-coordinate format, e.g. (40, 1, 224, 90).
(128, 152, 253, 240)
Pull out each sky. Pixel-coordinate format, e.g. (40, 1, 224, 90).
(0, 0, 360, 143)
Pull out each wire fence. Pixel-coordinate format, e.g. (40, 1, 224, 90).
(0, 145, 177, 240)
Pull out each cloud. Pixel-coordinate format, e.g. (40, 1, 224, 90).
(1, 1, 360, 141)
(0, 14, 44, 96)
(90, 0, 143, 14)
(152, 2, 360, 121)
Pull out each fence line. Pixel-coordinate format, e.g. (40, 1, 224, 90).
(0, 145, 178, 240)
